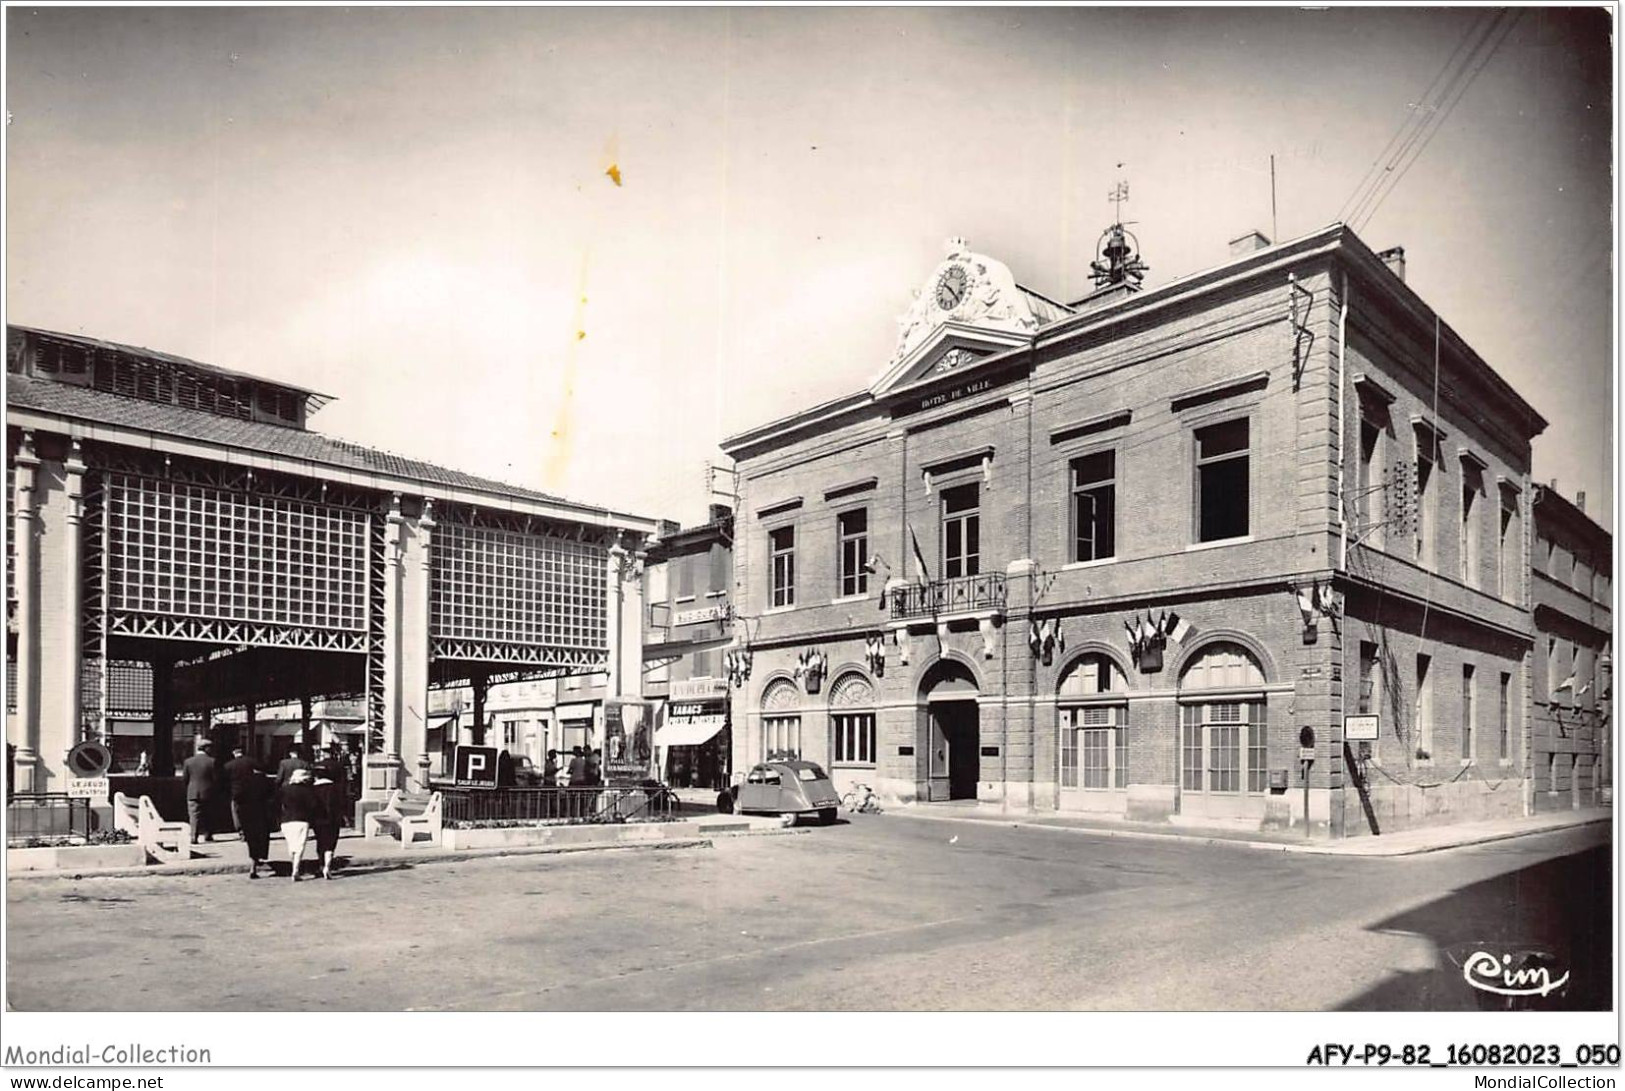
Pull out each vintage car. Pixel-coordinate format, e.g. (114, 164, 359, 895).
(719, 760, 841, 824)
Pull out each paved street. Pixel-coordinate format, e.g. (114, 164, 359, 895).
(6, 816, 1610, 1011)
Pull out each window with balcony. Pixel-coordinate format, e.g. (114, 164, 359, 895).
(769, 526, 795, 608)
(940, 483, 980, 578)
(1071, 450, 1116, 563)
(1194, 419, 1249, 543)
(837, 508, 868, 598)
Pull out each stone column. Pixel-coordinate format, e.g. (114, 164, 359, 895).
(405, 498, 434, 791)
(11, 431, 40, 790)
(607, 540, 628, 703)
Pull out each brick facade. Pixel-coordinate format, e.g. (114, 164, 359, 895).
(720, 226, 1552, 838)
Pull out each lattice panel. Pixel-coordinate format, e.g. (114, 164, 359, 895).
(431, 521, 608, 652)
(105, 473, 366, 632)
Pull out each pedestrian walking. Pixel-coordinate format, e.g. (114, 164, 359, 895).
(278, 767, 320, 882)
(311, 761, 345, 880)
(276, 745, 310, 787)
(182, 740, 220, 843)
(542, 749, 560, 785)
(224, 746, 271, 879)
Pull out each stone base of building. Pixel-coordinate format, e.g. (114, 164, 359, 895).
(1342, 776, 1527, 836)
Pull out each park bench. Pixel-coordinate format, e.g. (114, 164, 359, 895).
(112, 792, 192, 864)
(364, 789, 442, 849)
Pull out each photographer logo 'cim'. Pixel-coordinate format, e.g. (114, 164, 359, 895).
(1461, 950, 1570, 998)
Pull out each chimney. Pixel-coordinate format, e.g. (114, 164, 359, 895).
(1576, 491, 1586, 514)
(1377, 246, 1406, 283)
(707, 503, 733, 524)
(1228, 230, 1271, 257)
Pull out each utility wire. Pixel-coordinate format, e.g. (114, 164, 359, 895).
(1353, 10, 1521, 232)
(1338, 10, 1501, 225)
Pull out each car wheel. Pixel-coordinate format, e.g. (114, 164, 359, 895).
(818, 807, 837, 825)
(716, 790, 735, 814)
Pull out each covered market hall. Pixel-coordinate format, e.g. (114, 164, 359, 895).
(5, 325, 656, 809)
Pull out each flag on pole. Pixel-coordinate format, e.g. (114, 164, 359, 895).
(1168, 612, 1193, 643)
(909, 524, 931, 583)
(1124, 615, 1139, 651)
(1028, 620, 1042, 656)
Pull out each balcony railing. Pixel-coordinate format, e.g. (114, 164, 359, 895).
(889, 572, 1006, 621)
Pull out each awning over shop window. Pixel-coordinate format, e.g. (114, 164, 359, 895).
(656, 715, 726, 748)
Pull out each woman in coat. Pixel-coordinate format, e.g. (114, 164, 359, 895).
(311, 761, 346, 880)
(278, 767, 321, 882)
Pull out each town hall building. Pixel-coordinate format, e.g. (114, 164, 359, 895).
(720, 223, 1549, 838)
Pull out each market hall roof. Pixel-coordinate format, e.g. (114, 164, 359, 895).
(6, 329, 658, 533)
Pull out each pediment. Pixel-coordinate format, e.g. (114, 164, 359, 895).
(871, 238, 1046, 396)
(869, 322, 1029, 397)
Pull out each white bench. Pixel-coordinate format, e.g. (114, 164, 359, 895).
(112, 792, 192, 864)
(363, 790, 442, 849)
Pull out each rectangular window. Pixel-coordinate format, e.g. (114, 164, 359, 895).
(1415, 445, 1437, 568)
(1063, 706, 1126, 790)
(676, 553, 695, 600)
(1498, 671, 1511, 761)
(1460, 479, 1479, 587)
(941, 483, 980, 578)
(1071, 450, 1117, 562)
(1357, 416, 1381, 542)
(1416, 653, 1433, 757)
(1180, 711, 1203, 792)
(1081, 728, 1111, 789)
(1180, 701, 1262, 793)
(1498, 493, 1516, 600)
(837, 509, 868, 598)
(769, 526, 795, 608)
(1358, 641, 1381, 716)
(1461, 664, 1476, 761)
(1194, 419, 1250, 542)
(762, 716, 801, 760)
(832, 712, 875, 765)
(708, 542, 730, 597)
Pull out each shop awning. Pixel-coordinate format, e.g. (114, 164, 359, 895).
(656, 715, 725, 748)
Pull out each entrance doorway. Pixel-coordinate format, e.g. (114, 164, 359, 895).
(931, 701, 980, 800)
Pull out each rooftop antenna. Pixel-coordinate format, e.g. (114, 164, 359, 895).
(1089, 164, 1149, 292)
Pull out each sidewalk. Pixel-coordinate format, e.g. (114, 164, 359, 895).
(9, 812, 796, 881)
(887, 801, 1612, 856)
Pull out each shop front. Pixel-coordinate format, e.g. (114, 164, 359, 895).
(657, 682, 731, 789)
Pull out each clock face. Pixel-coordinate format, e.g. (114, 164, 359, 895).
(935, 265, 969, 311)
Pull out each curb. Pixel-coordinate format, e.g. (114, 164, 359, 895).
(885, 807, 1610, 858)
(8, 836, 715, 881)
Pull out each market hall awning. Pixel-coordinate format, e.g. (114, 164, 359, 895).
(656, 715, 725, 748)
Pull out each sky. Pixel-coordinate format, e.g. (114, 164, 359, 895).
(5, 6, 1614, 529)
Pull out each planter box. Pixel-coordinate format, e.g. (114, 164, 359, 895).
(8, 843, 147, 872)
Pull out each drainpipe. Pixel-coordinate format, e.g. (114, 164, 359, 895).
(1337, 269, 1350, 573)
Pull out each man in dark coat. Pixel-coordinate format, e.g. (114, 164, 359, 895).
(276, 745, 310, 787)
(223, 745, 270, 878)
(182, 740, 220, 843)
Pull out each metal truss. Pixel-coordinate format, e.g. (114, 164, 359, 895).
(365, 512, 386, 753)
(87, 444, 379, 513)
(107, 610, 366, 652)
(436, 500, 618, 544)
(429, 636, 607, 670)
(82, 469, 108, 744)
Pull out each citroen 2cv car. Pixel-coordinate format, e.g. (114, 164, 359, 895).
(719, 760, 841, 824)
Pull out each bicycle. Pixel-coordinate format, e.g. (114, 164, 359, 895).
(841, 782, 883, 814)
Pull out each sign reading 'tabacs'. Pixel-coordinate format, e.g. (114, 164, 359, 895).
(453, 745, 500, 788)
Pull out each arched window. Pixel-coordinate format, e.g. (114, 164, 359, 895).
(1178, 642, 1268, 795)
(828, 672, 876, 765)
(760, 678, 801, 760)
(1057, 654, 1129, 790)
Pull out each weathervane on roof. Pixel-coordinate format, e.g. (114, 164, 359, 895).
(1090, 164, 1149, 292)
